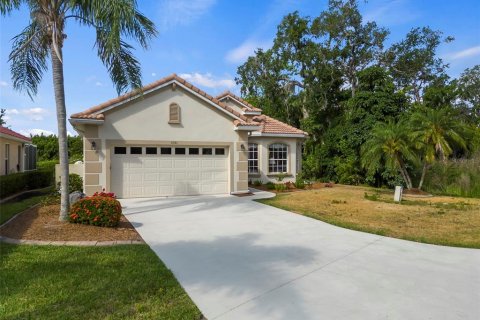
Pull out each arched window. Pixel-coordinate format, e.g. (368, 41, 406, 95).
(268, 143, 288, 173)
(248, 143, 258, 173)
(169, 103, 181, 124)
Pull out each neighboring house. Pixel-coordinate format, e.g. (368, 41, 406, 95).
(0, 126, 37, 176)
(69, 74, 307, 198)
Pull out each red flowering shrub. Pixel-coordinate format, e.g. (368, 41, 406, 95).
(92, 191, 116, 198)
(69, 196, 122, 227)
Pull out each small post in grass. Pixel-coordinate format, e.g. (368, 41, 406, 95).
(394, 186, 403, 203)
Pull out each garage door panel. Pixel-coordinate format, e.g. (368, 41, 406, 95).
(215, 159, 227, 168)
(159, 159, 173, 168)
(158, 172, 172, 181)
(143, 159, 158, 168)
(175, 160, 186, 168)
(144, 173, 159, 181)
(188, 159, 200, 167)
(111, 146, 229, 198)
(202, 159, 214, 168)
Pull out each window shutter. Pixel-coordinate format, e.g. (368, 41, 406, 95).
(169, 104, 180, 123)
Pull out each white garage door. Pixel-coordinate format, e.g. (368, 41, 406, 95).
(111, 146, 229, 198)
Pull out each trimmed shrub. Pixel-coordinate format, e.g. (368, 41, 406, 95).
(68, 174, 83, 193)
(253, 180, 262, 187)
(0, 169, 54, 198)
(274, 183, 287, 192)
(92, 191, 115, 198)
(294, 175, 306, 189)
(265, 182, 275, 190)
(69, 196, 122, 227)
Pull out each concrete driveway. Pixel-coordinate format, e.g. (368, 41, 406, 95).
(121, 191, 480, 320)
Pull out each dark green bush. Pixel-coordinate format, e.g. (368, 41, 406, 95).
(265, 182, 275, 190)
(0, 169, 55, 198)
(69, 174, 83, 192)
(274, 183, 287, 192)
(253, 180, 262, 187)
(69, 196, 122, 227)
(37, 160, 57, 170)
(294, 174, 306, 189)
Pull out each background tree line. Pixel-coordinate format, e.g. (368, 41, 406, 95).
(236, 0, 480, 196)
(32, 134, 83, 164)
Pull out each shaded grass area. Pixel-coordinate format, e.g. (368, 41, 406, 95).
(0, 195, 44, 225)
(258, 185, 480, 248)
(0, 243, 201, 320)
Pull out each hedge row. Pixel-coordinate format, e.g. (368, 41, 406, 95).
(0, 169, 55, 198)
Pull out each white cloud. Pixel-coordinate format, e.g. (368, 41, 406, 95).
(151, 72, 157, 77)
(159, 0, 216, 28)
(6, 108, 19, 115)
(22, 107, 48, 121)
(0, 80, 8, 87)
(95, 81, 103, 86)
(445, 46, 480, 61)
(225, 40, 272, 64)
(19, 128, 55, 137)
(18, 128, 76, 137)
(179, 72, 235, 89)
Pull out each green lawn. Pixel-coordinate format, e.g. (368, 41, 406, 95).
(0, 195, 44, 225)
(0, 243, 201, 320)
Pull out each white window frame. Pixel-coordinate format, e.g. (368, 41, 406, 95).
(268, 143, 288, 173)
(248, 143, 259, 174)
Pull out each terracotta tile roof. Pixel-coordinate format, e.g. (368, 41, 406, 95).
(71, 74, 249, 123)
(216, 91, 262, 112)
(0, 126, 31, 142)
(252, 115, 308, 136)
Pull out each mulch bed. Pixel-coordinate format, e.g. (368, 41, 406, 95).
(0, 204, 143, 242)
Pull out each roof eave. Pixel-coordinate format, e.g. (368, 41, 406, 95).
(250, 132, 307, 138)
(0, 133, 31, 143)
(83, 79, 244, 122)
(69, 118, 105, 125)
(234, 125, 262, 131)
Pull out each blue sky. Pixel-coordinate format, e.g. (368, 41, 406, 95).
(1, 0, 479, 136)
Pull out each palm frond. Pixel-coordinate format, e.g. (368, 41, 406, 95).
(8, 20, 49, 98)
(96, 29, 141, 94)
(0, 0, 21, 15)
(69, 0, 157, 94)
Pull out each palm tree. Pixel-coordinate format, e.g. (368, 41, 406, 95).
(1, 0, 157, 220)
(361, 120, 417, 189)
(410, 107, 467, 189)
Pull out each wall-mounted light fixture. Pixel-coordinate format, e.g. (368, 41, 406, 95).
(91, 141, 96, 151)
(241, 144, 245, 151)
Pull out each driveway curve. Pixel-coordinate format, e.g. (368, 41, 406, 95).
(121, 191, 480, 320)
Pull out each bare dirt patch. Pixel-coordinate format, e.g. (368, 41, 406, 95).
(0, 204, 143, 242)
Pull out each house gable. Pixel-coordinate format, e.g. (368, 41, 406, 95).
(99, 84, 244, 142)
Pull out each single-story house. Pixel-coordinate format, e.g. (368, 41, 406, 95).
(0, 126, 37, 175)
(69, 74, 307, 198)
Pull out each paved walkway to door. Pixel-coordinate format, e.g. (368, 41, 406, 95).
(121, 191, 480, 320)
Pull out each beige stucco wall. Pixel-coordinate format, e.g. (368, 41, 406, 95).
(55, 163, 84, 185)
(81, 84, 250, 196)
(247, 136, 303, 183)
(0, 137, 25, 176)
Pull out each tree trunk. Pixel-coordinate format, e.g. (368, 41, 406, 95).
(51, 46, 69, 220)
(417, 162, 429, 190)
(398, 158, 413, 189)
